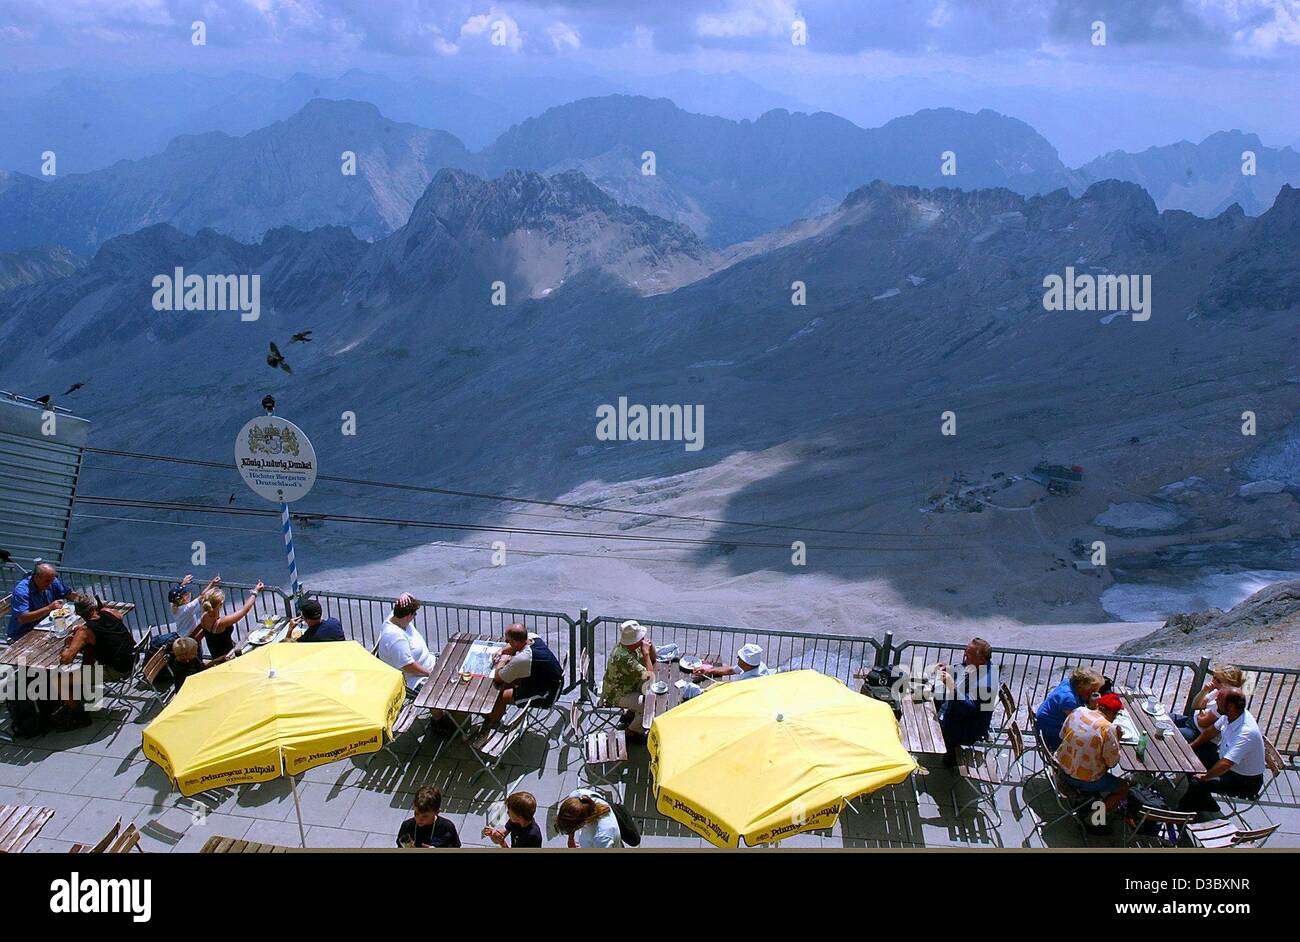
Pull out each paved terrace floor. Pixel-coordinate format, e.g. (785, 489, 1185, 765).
(2, 696, 1298, 851)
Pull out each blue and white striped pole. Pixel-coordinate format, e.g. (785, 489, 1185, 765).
(280, 501, 301, 605)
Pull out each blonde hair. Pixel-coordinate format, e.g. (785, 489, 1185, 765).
(1070, 666, 1105, 692)
(201, 589, 225, 616)
(1212, 666, 1245, 688)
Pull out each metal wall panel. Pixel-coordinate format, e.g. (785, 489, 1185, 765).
(0, 394, 90, 567)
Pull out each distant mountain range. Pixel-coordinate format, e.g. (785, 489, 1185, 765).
(5, 95, 1294, 259)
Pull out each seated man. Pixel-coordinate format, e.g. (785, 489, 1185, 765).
(601, 620, 656, 734)
(1179, 688, 1266, 817)
(289, 598, 345, 642)
(486, 623, 564, 724)
(933, 637, 997, 766)
(6, 562, 78, 641)
(1035, 666, 1105, 751)
(375, 593, 436, 694)
(694, 643, 775, 682)
(397, 785, 461, 848)
(1174, 666, 1245, 767)
(1054, 692, 1131, 833)
(49, 598, 138, 728)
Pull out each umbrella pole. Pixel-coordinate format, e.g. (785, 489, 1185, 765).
(290, 773, 306, 848)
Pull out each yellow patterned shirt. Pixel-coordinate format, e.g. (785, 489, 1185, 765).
(1054, 707, 1121, 782)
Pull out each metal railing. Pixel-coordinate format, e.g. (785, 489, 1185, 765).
(6, 562, 1297, 756)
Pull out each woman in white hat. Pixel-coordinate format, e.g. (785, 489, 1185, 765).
(695, 643, 774, 681)
(600, 620, 657, 735)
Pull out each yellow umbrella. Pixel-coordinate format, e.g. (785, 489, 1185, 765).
(648, 669, 917, 847)
(143, 640, 404, 842)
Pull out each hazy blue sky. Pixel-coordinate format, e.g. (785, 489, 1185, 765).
(2, 1, 1297, 162)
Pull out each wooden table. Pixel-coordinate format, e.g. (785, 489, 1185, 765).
(899, 694, 947, 756)
(0, 804, 55, 853)
(415, 633, 505, 719)
(234, 615, 292, 655)
(642, 653, 721, 731)
(1113, 687, 1206, 776)
(0, 602, 135, 669)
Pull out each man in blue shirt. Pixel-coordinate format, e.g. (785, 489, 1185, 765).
(935, 637, 998, 765)
(1034, 666, 1105, 750)
(289, 598, 345, 642)
(6, 562, 77, 641)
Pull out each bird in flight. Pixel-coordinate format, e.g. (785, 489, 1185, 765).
(62, 381, 86, 396)
(228, 494, 236, 504)
(266, 342, 292, 374)
(33, 394, 51, 406)
(290, 331, 313, 343)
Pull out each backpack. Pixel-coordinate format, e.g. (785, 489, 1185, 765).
(592, 790, 641, 847)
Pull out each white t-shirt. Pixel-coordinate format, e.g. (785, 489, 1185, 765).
(496, 635, 539, 684)
(735, 662, 774, 681)
(376, 617, 436, 690)
(1214, 711, 1266, 777)
(569, 788, 622, 848)
(173, 598, 202, 635)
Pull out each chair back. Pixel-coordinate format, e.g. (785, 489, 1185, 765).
(142, 648, 171, 686)
(998, 683, 1016, 726)
(1007, 720, 1026, 762)
(1135, 804, 1195, 826)
(577, 646, 591, 686)
(1264, 736, 1284, 778)
(1231, 824, 1279, 848)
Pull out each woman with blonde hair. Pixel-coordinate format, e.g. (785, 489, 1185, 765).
(1175, 665, 1246, 762)
(194, 581, 265, 660)
(555, 788, 622, 848)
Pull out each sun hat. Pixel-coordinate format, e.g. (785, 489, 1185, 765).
(737, 643, 763, 666)
(619, 620, 647, 645)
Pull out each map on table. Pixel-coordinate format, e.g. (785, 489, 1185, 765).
(459, 640, 500, 677)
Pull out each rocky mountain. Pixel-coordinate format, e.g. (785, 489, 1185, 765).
(0, 100, 476, 254)
(1074, 131, 1300, 217)
(0, 245, 83, 292)
(1118, 579, 1300, 663)
(484, 97, 1074, 244)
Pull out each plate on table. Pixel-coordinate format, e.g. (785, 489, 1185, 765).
(650, 681, 669, 695)
(246, 627, 275, 646)
(1141, 700, 1164, 716)
(679, 656, 702, 671)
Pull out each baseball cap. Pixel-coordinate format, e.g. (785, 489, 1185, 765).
(1097, 693, 1124, 712)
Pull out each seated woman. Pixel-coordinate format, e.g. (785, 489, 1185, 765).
(51, 597, 137, 729)
(1173, 666, 1245, 767)
(555, 788, 623, 848)
(193, 582, 264, 660)
(1034, 666, 1104, 751)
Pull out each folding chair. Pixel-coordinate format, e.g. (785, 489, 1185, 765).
(95, 628, 153, 714)
(1124, 805, 1195, 847)
(1024, 742, 1095, 845)
(568, 647, 622, 742)
(70, 819, 122, 853)
(954, 720, 1030, 829)
(466, 652, 570, 790)
(138, 647, 175, 712)
(1215, 736, 1285, 826)
(569, 701, 628, 790)
(1186, 820, 1280, 849)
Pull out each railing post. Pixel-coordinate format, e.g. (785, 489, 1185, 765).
(876, 631, 894, 668)
(1184, 655, 1211, 714)
(579, 607, 594, 702)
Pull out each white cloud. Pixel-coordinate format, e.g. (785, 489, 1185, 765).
(547, 20, 580, 51)
(459, 11, 523, 52)
(696, 0, 798, 39)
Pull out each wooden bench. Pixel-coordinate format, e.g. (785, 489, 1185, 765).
(898, 696, 946, 755)
(0, 804, 55, 853)
(201, 835, 290, 853)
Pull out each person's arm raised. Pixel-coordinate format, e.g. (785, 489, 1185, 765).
(215, 581, 264, 631)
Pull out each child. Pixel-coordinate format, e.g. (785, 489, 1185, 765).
(397, 785, 461, 848)
(484, 791, 543, 848)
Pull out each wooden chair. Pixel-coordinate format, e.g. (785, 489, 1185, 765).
(140, 646, 175, 710)
(1024, 739, 1095, 846)
(0, 804, 56, 853)
(466, 653, 570, 790)
(1215, 736, 1285, 825)
(1186, 820, 1279, 848)
(1125, 805, 1195, 847)
(95, 628, 153, 713)
(568, 647, 622, 739)
(201, 835, 289, 853)
(954, 720, 1030, 830)
(569, 701, 628, 790)
(69, 818, 141, 853)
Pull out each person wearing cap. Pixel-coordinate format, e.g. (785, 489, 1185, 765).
(5, 561, 78, 641)
(1179, 687, 1267, 817)
(933, 637, 997, 767)
(1054, 693, 1131, 831)
(169, 573, 221, 636)
(601, 620, 657, 733)
(695, 643, 775, 682)
(287, 598, 345, 643)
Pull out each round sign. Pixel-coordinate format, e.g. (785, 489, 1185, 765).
(234, 415, 317, 503)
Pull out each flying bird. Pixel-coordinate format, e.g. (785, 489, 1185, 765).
(33, 395, 50, 407)
(228, 494, 236, 504)
(290, 331, 313, 343)
(266, 342, 292, 374)
(62, 381, 86, 396)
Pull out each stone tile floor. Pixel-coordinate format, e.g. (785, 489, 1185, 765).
(3, 696, 1297, 851)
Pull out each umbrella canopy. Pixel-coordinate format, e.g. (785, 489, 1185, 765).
(143, 640, 405, 796)
(648, 669, 917, 847)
